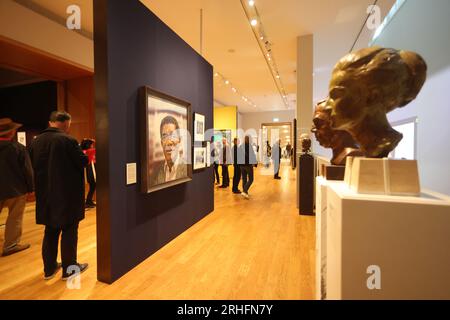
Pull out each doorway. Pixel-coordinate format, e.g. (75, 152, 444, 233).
(261, 122, 293, 167)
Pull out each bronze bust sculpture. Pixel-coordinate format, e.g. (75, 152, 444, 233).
(312, 100, 364, 165)
(300, 134, 311, 154)
(324, 46, 427, 158)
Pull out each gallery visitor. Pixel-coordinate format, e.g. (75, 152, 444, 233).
(238, 135, 257, 199)
(212, 139, 220, 185)
(0, 118, 34, 257)
(232, 138, 241, 194)
(219, 137, 231, 188)
(29, 111, 89, 280)
(272, 139, 282, 180)
(263, 140, 271, 168)
(80, 138, 96, 209)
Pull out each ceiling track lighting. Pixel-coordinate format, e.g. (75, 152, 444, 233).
(240, 0, 289, 109)
(214, 71, 258, 109)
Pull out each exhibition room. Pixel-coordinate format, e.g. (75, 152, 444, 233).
(0, 0, 449, 301)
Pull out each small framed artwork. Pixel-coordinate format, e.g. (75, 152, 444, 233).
(140, 86, 193, 193)
(194, 113, 205, 142)
(193, 146, 207, 171)
(206, 141, 211, 167)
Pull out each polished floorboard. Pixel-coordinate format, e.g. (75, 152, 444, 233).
(0, 164, 315, 299)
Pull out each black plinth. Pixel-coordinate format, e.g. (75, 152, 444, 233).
(325, 165, 346, 181)
(299, 154, 314, 216)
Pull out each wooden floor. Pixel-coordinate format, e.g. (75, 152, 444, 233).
(0, 164, 315, 300)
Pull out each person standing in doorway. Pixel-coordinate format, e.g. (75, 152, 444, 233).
(219, 137, 231, 188)
(272, 139, 282, 180)
(80, 138, 96, 209)
(0, 118, 33, 257)
(238, 135, 257, 199)
(29, 111, 89, 280)
(232, 138, 241, 194)
(263, 140, 271, 168)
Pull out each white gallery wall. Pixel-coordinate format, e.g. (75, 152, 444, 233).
(373, 0, 450, 195)
(240, 110, 295, 134)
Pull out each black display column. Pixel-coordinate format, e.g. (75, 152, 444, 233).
(298, 154, 314, 215)
(94, 0, 214, 283)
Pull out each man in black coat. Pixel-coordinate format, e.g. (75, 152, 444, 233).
(29, 111, 89, 280)
(0, 118, 33, 256)
(238, 136, 258, 199)
(231, 138, 241, 194)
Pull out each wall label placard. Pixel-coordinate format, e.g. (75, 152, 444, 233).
(126, 163, 137, 185)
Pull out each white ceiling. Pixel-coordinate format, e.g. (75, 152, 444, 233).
(142, 0, 395, 113)
(22, 0, 395, 113)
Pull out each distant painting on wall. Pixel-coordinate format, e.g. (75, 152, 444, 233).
(194, 113, 205, 142)
(213, 129, 232, 146)
(193, 146, 207, 171)
(140, 86, 192, 193)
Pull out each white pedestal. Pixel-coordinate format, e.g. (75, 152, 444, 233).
(315, 177, 342, 300)
(326, 182, 450, 300)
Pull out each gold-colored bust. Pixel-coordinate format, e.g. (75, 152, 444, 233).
(325, 47, 427, 158)
(312, 100, 364, 165)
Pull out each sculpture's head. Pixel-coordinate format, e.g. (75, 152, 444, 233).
(312, 99, 357, 150)
(300, 133, 311, 153)
(326, 47, 427, 131)
(311, 100, 334, 148)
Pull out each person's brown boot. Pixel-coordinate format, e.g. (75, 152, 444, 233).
(2, 243, 31, 257)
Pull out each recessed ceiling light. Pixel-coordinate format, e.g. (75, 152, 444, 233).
(249, 0, 255, 6)
(232, 87, 237, 93)
(214, 73, 219, 77)
(225, 80, 229, 85)
(273, 118, 280, 122)
(251, 19, 258, 26)
(276, 75, 280, 79)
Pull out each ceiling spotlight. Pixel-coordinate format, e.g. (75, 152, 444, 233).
(225, 80, 230, 85)
(276, 75, 280, 79)
(214, 73, 219, 77)
(273, 118, 280, 122)
(260, 36, 264, 40)
(248, 0, 255, 6)
(232, 87, 237, 93)
(250, 19, 258, 26)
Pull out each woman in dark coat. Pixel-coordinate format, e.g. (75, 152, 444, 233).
(29, 111, 89, 280)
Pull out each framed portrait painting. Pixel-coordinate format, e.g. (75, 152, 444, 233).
(194, 113, 205, 142)
(140, 86, 192, 193)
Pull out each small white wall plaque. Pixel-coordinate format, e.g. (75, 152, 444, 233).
(17, 132, 26, 146)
